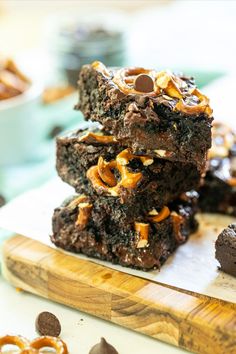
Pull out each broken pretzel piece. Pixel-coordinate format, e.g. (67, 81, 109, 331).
(175, 88, 212, 116)
(116, 148, 153, 166)
(135, 222, 149, 248)
(171, 211, 185, 243)
(155, 70, 183, 99)
(78, 132, 117, 145)
(76, 202, 93, 230)
(67, 194, 89, 210)
(98, 157, 117, 187)
(148, 206, 170, 223)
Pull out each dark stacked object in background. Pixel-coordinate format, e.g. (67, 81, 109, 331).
(199, 122, 236, 216)
(51, 61, 213, 270)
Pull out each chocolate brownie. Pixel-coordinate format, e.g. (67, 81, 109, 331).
(56, 127, 201, 208)
(76, 61, 213, 171)
(199, 122, 236, 215)
(51, 191, 198, 270)
(215, 224, 236, 277)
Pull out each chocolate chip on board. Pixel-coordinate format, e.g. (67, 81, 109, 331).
(35, 311, 61, 337)
(89, 337, 119, 354)
(134, 74, 154, 93)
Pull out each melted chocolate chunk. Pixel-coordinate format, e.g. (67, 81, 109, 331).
(134, 74, 154, 93)
(89, 338, 119, 354)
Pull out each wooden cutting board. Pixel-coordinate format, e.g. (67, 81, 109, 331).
(2, 234, 236, 354)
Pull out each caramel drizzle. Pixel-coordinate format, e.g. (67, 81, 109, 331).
(92, 61, 212, 116)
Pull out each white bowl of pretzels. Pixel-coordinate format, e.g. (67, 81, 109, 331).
(0, 57, 44, 165)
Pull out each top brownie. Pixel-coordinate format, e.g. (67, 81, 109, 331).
(76, 61, 213, 171)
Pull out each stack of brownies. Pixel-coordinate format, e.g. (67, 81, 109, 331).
(51, 61, 213, 270)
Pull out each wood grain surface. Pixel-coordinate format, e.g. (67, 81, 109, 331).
(2, 235, 236, 354)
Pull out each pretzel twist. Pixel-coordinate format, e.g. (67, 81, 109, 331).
(175, 88, 212, 116)
(87, 149, 149, 197)
(0, 335, 68, 354)
(30, 336, 68, 354)
(113, 67, 158, 96)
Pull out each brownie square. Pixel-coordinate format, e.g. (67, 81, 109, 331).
(76, 62, 213, 171)
(199, 122, 236, 215)
(56, 127, 201, 209)
(51, 191, 198, 270)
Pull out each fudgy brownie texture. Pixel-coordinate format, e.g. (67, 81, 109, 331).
(199, 122, 236, 215)
(215, 224, 236, 277)
(51, 191, 198, 270)
(56, 127, 201, 208)
(76, 62, 213, 171)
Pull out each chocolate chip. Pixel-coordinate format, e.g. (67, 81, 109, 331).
(0, 195, 6, 208)
(48, 125, 63, 139)
(35, 311, 61, 337)
(89, 338, 119, 354)
(134, 74, 154, 93)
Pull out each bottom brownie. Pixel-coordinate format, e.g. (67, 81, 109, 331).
(51, 192, 198, 271)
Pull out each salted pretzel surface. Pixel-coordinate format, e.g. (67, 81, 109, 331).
(0, 335, 68, 354)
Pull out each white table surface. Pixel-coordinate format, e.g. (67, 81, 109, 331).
(0, 276, 186, 354)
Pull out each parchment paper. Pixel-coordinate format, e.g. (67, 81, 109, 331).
(0, 177, 236, 303)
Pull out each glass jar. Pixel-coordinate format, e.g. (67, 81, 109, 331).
(45, 12, 127, 86)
